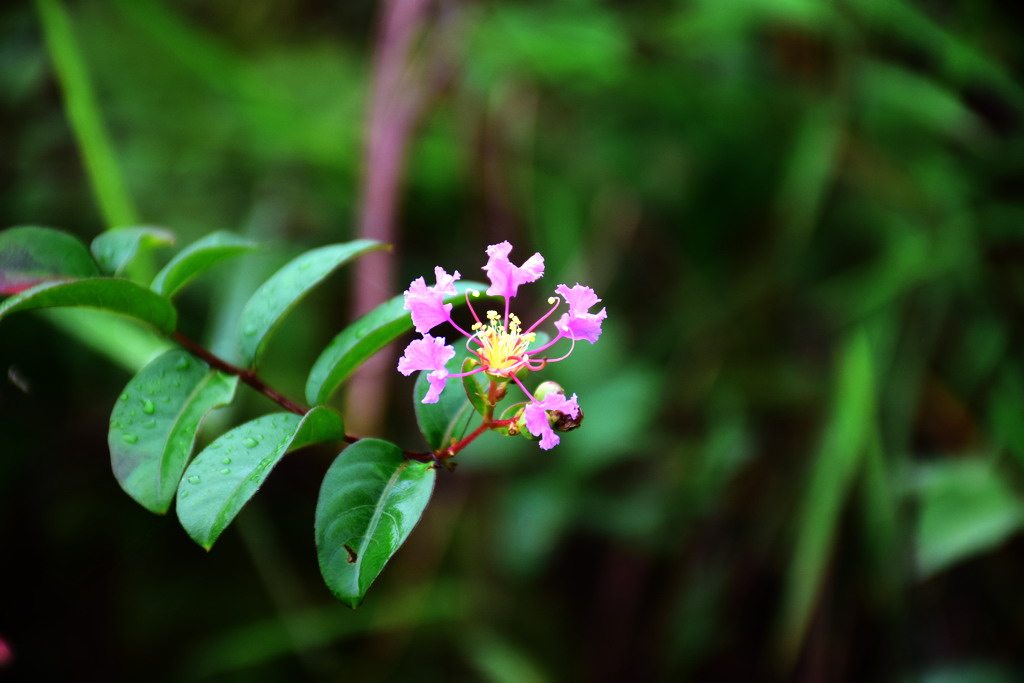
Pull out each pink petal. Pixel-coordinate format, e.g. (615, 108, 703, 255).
(555, 308, 607, 344)
(524, 392, 579, 450)
(555, 283, 600, 314)
(553, 283, 606, 344)
(423, 369, 448, 404)
(432, 266, 460, 295)
(483, 241, 545, 299)
(404, 267, 460, 334)
(397, 334, 455, 376)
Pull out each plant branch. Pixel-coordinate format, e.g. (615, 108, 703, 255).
(172, 331, 439, 463)
(171, 331, 307, 416)
(434, 380, 518, 460)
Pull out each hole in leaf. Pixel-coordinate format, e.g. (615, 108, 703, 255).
(344, 544, 358, 564)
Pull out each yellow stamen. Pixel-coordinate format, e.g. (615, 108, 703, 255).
(473, 309, 534, 376)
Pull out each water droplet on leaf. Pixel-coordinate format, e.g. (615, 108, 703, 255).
(180, 490, 190, 498)
(175, 356, 190, 371)
(220, 468, 231, 475)
(142, 399, 156, 415)
(119, 393, 128, 401)
(243, 437, 258, 448)
(187, 475, 201, 484)
(221, 457, 232, 465)
(121, 433, 139, 444)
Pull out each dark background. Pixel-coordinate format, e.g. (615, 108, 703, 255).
(3, 0, 1024, 680)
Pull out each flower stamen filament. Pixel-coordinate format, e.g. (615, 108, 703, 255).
(525, 296, 561, 334)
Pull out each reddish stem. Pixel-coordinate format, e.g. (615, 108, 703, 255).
(433, 380, 519, 460)
(173, 332, 437, 462)
(172, 332, 307, 416)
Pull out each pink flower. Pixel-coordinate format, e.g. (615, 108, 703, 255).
(404, 267, 460, 334)
(482, 241, 544, 300)
(397, 334, 456, 403)
(398, 242, 605, 451)
(524, 392, 580, 450)
(554, 283, 607, 344)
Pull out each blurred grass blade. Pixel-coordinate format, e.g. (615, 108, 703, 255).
(774, 100, 842, 258)
(236, 240, 386, 367)
(34, 0, 137, 227)
(41, 308, 172, 372)
(779, 328, 875, 662)
(464, 630, 552, 683)
(856, 426, 901, 604)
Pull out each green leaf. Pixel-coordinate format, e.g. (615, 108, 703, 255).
(915, 459, 1024, 578)
(110, 349, 238, 514)
(176, 407, 346, 549)
(306, 280, 490, 406)
(315, 439, 436, 608)
(236, 240, 387, 367)
(415, 346, 483, 452)
(0, 226, 99, 294)
(0, 278, 178, 334)
(462, 356, 489, 417)
(90, 226, 176, 276)
(151, 231, 257, 298)
(42, 308, 173, 373)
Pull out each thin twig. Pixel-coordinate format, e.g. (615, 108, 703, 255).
(172, 331, 439, 462)
(171, 331, 307, 415)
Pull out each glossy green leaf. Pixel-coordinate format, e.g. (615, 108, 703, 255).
(90, 226, 176, 276)
(0, 226, 99, 294)
(237, 240, 386, 367)
(110, 349, 238, 514)
(415, 346, 483, 452)
(915, 459, 1024, 578)
(0, 278, 177, 334)
(151, 231, 257, 298)
(177, 407, 346, 549)
(306, 280, 490, 406)
(462, 356, 489, 417)
(315, 439, 436, 608)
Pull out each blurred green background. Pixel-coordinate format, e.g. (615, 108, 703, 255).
(3, 0, 1024, 680)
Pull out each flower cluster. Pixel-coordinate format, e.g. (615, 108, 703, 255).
(397, 241, 606, 450)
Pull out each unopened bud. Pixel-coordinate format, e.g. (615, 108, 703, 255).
(533, 380, 565, 401)
(498, 404, 526, 437)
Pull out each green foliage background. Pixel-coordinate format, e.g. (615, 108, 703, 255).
(3, 0, 1024, 680)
